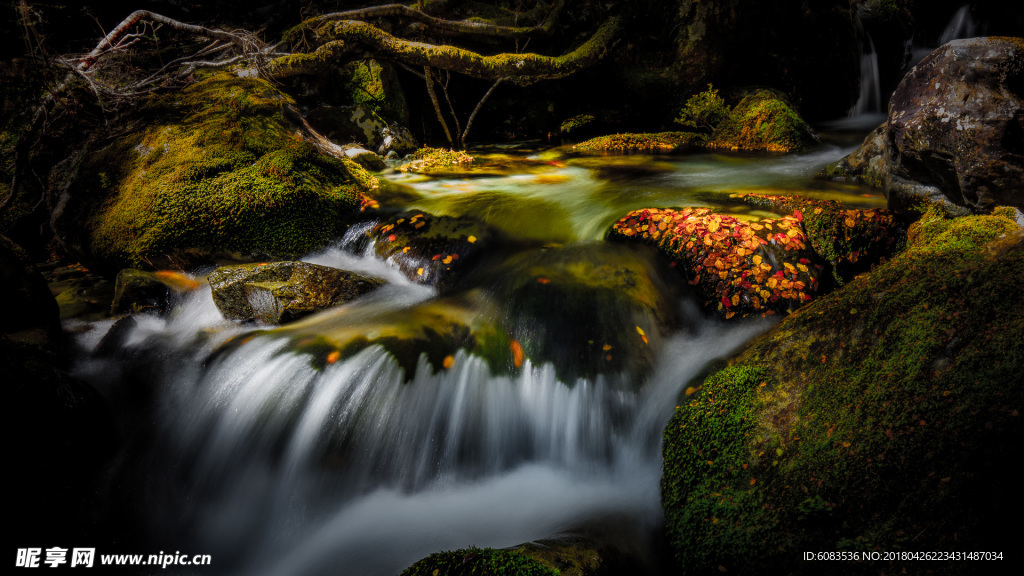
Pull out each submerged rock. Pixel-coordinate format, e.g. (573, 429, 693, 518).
(368, 211, 495, 289)
(826, 37, 1024, 216)
(661, 208, 1024, 573)
(110, 269, 200, 315)
(209, 261, 383, 323)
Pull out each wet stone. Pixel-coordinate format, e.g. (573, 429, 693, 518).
(209, 261, 384, 323)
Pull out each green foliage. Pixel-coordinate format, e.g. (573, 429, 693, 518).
(662, 208, 1024, 573)
(400, 547, 559, 576)
(559, 114, 595, 135)
(675, 84, 731, 132)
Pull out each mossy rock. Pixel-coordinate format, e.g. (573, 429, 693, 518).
(400, 547, 557, 576)
(661, 208, 1024, 574)
(479, 243, 681, 384)
(220, 289, 513, 380)
(567, 132, 705, 155)
(60, 73, 377, 269)
(209, 261, 384, 323)
(397, 147, 475, 174)
(707, 89, 818, 153)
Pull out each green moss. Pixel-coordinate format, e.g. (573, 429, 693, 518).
(399, 147, 474, 173)
(569, 132, 705, 154)
(81, 74, 374, 267)
(400, 547, 558, 576)
(708, 89, 817, 153)
(662, 208, 1024, 573)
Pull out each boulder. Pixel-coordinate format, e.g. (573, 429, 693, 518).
(886, 37, 1024, 215)
(827, 37, 1024, 217)
(209, 261, 384, 323)
(661, 208, 1024, 573)
(341, 146, 387, 171)
(53, 74, 377, 268)
(110, 269, 200, 315)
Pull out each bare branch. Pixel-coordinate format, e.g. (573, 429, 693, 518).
(424, 66, 454, 144)
(462, 77, 506, 145)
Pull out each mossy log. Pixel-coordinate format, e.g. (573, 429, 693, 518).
(271, 16, 621, 84)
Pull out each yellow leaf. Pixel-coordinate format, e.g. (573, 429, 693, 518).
(753, 254, 763, 266)
(731, 294, 739, 307)
(636, 326, 646, 336)
(844, 218, 856, 228)
(842, 441, 851, 448)
(767, 278, 778, 289)
(602, 344, 613, 351)
(417, 268, 424, 276)
(797, 263, 808, 272)
(468, 235, 478, 243)
(707, 219, 720, 233)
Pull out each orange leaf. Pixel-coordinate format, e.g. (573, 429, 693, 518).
(510, 340, 524, 368)
(326, 351, 340, 364)
(536, 277, 551, 284)
(443, 355, 455, 369)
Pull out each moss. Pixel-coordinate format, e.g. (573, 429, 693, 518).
(400, 547, 558, 576)
(398, 147, 475, 173)
(708, 89, 818, 153)
(79, 74, 373, 267)
(662, 208, 1024, 573)
(568, 132, 705, 154)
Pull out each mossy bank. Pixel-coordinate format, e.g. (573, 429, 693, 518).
(53, 73, 378, 269)
(662, 208, 1024, 574)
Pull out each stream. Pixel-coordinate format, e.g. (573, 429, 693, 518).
(70, 134, 883, 575)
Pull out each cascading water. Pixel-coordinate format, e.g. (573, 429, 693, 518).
(71, 146, 881, 576)
(938, 4, 977, 46)
(851, 33, 882, 118)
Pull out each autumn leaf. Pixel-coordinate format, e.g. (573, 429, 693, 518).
(510, 340, 524, 368)
(326, 350, 340, 364)
(467, 235, 478, 243)
(753, 254, 763, 266)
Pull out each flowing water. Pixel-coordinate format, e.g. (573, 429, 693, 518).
(72, 143, 883, 575)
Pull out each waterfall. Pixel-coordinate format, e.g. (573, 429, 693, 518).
(850, 33, 883, 117)
(91, 271, 770, 575)
(938, 5, 977, 46)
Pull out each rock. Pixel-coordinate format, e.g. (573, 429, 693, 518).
(483, 243, 681, 384)
(820, 122, 888, 189)
(306, 105, 419, 157)
(368, 211, 495, 289)
(209, 261, 384, 323)
(885, 37, 1024, 215)
(707, 89, 819, 153)
(567, 132, 704, 155)
(110, 269, 200, 315)
(342, 146, 387, 171)
(53, 73, 377, 268)
(608, 207, 823, 319)
(661, 208, 1024, 573)
(377, 121, 419, 156)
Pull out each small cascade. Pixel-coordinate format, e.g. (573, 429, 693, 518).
(938, 5, 977, 46)
(850, 33, 883, 117)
